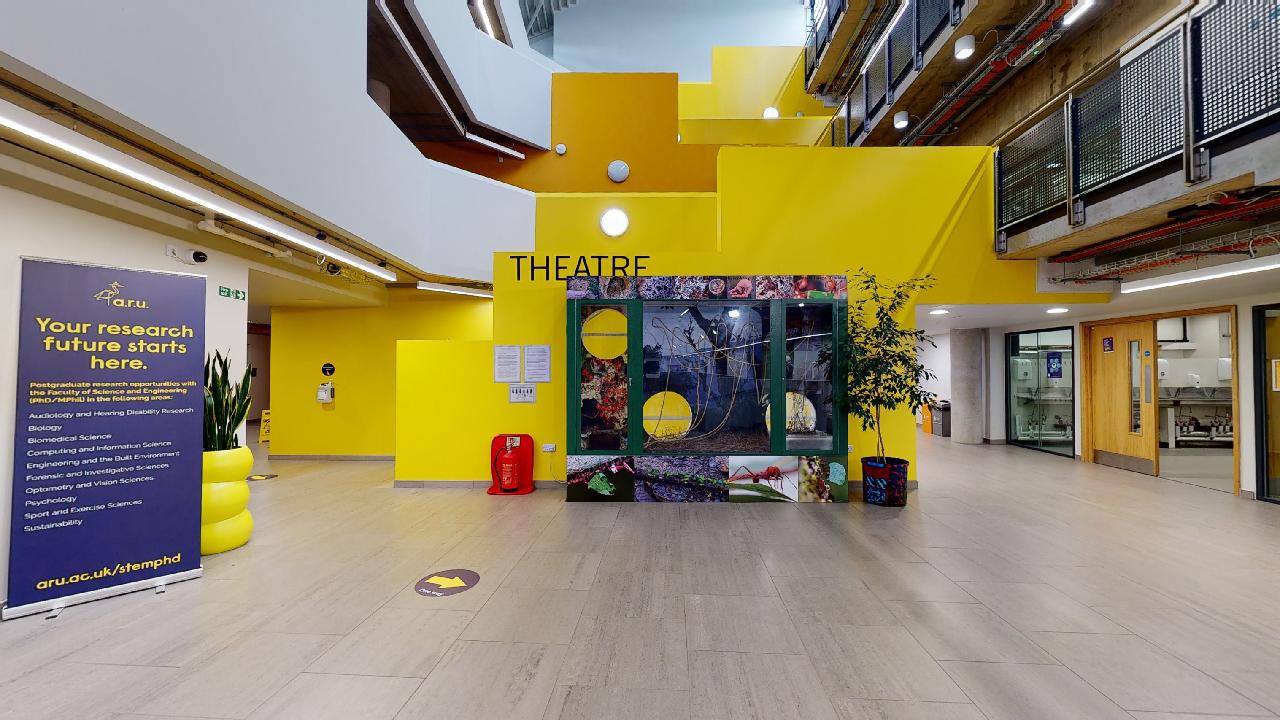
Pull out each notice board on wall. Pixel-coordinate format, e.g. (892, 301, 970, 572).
(4, 259, 205, 619)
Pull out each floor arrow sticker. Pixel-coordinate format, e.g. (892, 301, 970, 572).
(425, 575, 467, 589)
(415, 568, 480, 597)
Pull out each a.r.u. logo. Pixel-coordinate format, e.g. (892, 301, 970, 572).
(93, 281, 149, 309)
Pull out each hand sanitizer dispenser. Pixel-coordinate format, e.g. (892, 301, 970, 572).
(317, 381, 335, 403)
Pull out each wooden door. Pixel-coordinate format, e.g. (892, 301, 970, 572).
(1088, 320, 1159, 475)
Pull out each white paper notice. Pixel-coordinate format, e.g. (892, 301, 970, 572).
(524, 344, 551, 383)
(494, 345, 521, 383)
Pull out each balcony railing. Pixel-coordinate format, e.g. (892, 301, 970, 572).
(996, 1, 1280, 233)
(805, 0, 849, 79)
(813, 0, 962, 145)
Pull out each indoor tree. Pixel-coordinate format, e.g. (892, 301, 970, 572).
(841, 269, 937, 465)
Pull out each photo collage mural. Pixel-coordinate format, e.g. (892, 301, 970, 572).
(569, 276, 849, 503)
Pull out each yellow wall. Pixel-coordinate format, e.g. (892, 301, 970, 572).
(284, 59, 1113, 486)
(270, 295, 492, 456)
(395, 340, 499, 482)
(418, 73, 719, 193)
(436, 146, 1110, 483)
(678, 117, 832, 146)
(678, 47, 829, 119)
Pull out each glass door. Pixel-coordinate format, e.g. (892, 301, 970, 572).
(1257, 305, 1280, 502)
(1006, 327, 1075, 457)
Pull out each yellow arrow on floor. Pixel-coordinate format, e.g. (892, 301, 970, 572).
(426, 575, 467, 589)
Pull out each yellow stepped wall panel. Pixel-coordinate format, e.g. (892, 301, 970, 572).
(678, 117, 832, 146)
(483, 147, 1106, 481)
(679, 47, 830, 119)
(419, 73, 719, 193)
(270, 296, 493, 456)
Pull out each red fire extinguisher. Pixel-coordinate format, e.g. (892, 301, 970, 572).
(489, 434, 533, 495)
(496, 443, 521, 493)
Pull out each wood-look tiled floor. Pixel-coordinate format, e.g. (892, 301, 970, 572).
(4, 432, 1280, 719)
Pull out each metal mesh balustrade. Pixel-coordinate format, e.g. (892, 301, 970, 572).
(867, 51, 888, 117)
(1076, 32, 1183, 195)
(999, 111, 1067, 227)
(832, 105, 849, 147)
(917, 0, 950, 50)
(1197, 0, 1280, 141)
(849, 78, 866, 139)
(890, 0, 916, 87)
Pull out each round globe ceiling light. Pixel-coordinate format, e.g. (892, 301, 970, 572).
(607, 159, 630, 183)
(600, 208, 629, 237)
(762, 106, 780, 119)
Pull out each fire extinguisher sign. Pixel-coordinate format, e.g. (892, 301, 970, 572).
(414, 568, 481, 597)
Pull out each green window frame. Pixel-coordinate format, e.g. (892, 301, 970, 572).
(567, 297, 847, 457)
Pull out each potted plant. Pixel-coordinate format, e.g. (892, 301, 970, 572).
(841, 270, 936, 506)
(201, 350, 254, 554)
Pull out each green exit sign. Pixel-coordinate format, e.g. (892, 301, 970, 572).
(219, 286, 247, 301)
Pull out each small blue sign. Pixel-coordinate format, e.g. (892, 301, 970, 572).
(1046, 351, 1063, 379)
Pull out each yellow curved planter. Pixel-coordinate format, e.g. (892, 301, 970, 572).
(201, 447, 254, 555)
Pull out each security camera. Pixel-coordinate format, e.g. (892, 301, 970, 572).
(325, 262, 342, 276)
(170, 246, 208, 265)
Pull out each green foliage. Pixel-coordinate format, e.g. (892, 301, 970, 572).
(587, 472, 616, 496)
(840, 270, 937, 462)
(730, 483, 795, 502)
(204, 350, 252, 452)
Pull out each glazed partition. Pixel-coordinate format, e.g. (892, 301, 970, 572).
(1006, 327, 1075, 457)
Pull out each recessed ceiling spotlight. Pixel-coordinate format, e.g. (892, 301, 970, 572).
(1063, 0, 1095, 25)
(600, 208, 629, 237)
(929, 308, 950, 315)
(894, 111, 910, 130)
(954, 35, 976, 60)
(762, 106, 780, 119)
(1046, 307, 1070, 314)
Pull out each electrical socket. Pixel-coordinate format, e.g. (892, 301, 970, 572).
(847, 444, 854, 453)
(165, 244, 182, 261)
(541, 443, 556, 452)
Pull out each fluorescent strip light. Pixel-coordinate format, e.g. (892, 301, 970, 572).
(1062, 0, 1095, 26)
(0, 101, 397, 282)
(928, 309, 950, 315)
(1120, 255, 1280, 294)
(474, 0, 496, 37)
(417, 281, 493, 298)
(859, 1, 912, 77)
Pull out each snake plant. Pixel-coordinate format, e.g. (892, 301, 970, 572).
(204, 350, 252, 451)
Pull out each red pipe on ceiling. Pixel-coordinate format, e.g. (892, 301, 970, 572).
(909, 0, 1072, 146)
(1052, 194, 1280, 263)
(1067, 237, 1273, 282)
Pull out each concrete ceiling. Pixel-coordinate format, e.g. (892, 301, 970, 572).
(917, 262, 1280, 335)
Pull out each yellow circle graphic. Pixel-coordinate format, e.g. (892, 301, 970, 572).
(643, 391, 693, 439)
(581, 308, 628, 359)
(765, 392, 818, 433)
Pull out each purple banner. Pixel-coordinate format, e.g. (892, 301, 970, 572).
(6, 259, 204, 617)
